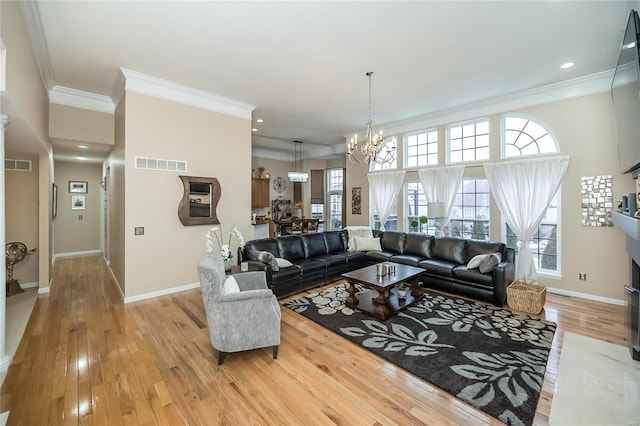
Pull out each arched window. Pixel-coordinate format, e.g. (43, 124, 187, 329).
(502, 114, 561, 275)
(502, 114, 558, 158)
(369, 138, 398, 172)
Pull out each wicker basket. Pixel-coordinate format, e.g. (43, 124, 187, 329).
(506, 278, 547, 314)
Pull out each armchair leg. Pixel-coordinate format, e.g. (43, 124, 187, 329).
(272, 345, 279, 360)
(218, 351, 226, 365)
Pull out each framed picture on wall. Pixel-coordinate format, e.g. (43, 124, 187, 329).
(69, 181, 88, 193)
(71, 195, 86, 210)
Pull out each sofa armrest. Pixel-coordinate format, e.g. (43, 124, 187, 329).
(492, 261, 515, 306)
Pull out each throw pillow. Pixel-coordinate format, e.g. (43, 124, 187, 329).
(275, 258, 293, 268)
(345, 226, 373, 252)
(222, 276, 240, 294)
(354, 237, 381, 251)
(257, 251, 279, 271)
(479, 252, 502, 273)
(467, 253, 489, 269)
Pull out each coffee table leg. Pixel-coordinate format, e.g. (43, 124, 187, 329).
(410, 276, 423, 299)
(373, 288, 391, 321)
(346, 280, 359, 308)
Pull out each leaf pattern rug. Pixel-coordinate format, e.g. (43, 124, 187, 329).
(284, 283, 556, 426)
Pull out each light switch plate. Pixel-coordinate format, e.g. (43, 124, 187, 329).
(134, 227, 144, 236)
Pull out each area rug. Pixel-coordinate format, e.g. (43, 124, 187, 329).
(285, 283, 557, 426)
(549, 332, 640, 425)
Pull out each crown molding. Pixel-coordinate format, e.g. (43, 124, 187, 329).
(19, 1, 55, 90)
(114, 68, 255, 120)
(345, 70, 615, 139)
(49, 85, 115, 114)
(251, 148, 291, 161)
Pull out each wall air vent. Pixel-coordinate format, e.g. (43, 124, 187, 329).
(5, 159, 32, 171)
(135, 157, 187, 172)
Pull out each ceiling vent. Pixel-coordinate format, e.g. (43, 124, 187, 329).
(5, 159, 32, 171)
(135, 157, 187, 172)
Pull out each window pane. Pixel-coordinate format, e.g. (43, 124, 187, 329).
(450, 178, 490, 240)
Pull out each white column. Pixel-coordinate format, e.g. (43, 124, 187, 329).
(0, 114, 10, 373)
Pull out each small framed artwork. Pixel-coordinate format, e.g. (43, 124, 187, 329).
(71, 195, 86, 210)
(352, 187, 362, 215)
(69, 181, 88, 193)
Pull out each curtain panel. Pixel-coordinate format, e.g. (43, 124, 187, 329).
(484, 155, 569, 280)
(417, 165, 465, 234)
(367, 171, 406, 231)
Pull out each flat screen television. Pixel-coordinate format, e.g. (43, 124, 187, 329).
(612, 9, 640, 175)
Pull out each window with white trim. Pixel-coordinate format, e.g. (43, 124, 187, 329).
(506, 192, 559, 272)
(502, 115, 558, 158)
(327, 168, 343, 230)
(406, 182, 436, 234)
(405, 129, 438, 168)
(311, 204, 324, 232)
(502, 114, 560, 274)
(447, 119, 489, 164)
(369, 138, 398, 171)
(449, 178, 490, 240)
(372, 201, 398, 231)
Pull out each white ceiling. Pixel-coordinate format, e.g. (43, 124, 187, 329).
(7, 1, 635, 163)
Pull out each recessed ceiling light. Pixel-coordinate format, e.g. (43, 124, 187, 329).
(252, 128, 258, 132)
(78, 145, 88, 149)
(560, 62, 574, 69)
(256, 119, 264, 123)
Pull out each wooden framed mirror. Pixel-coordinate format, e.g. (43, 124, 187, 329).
(178, 175, 221, 226)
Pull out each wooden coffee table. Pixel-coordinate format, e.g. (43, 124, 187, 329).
(342, 263, 424, 321)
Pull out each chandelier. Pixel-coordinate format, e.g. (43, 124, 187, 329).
(347, 71, 397, 166)
(288, 140, 308, 182)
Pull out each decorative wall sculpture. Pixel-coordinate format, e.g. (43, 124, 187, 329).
(581, 175, 613, 227)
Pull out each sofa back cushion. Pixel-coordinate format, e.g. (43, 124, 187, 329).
(277, 236, 306, 260)
(380, 232, 406, 254)
(465, 239, 506, 264)
(431, 237, 467, 264)
(244, 238, 280, 261)
(301, 233, 328, 258)
(404, 233, 434, 258)
(324, 231, 346, 253)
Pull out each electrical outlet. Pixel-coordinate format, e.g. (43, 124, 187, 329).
(579, 272, 587, 281)
(78, 214, 83, 220)
(134, 227, 144, 236)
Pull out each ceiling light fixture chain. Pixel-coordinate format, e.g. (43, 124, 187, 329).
(347, 71, 397, 166)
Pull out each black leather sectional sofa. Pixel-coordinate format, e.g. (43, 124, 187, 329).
(238, 230, 515, 306)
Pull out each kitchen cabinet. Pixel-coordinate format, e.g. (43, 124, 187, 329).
(251, 178, 270, 208)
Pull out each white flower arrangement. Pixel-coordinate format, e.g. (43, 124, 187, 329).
(205, 224, 246, 262)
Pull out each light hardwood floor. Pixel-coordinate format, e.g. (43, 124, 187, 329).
(0, 255, 627, 425)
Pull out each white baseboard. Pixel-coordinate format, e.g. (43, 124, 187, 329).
(18, 281, 38, 289)
(547, 286, 625, 306)
(38, 286, 50, 294)
(124, 282, 201, 304)
(54, 249, 102, 260)
(108, 267, 124, 300)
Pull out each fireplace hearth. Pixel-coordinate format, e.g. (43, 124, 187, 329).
(611, 211, 640, 360)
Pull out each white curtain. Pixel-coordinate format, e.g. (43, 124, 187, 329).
(367, 170, 406, 231)
(484, 155, 569, 280)
(417, 165, 465, 235)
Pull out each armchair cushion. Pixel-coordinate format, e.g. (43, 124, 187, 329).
(223, 276, 240, 294)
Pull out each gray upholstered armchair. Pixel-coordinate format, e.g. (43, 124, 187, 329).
(197, 255, 281, 365)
